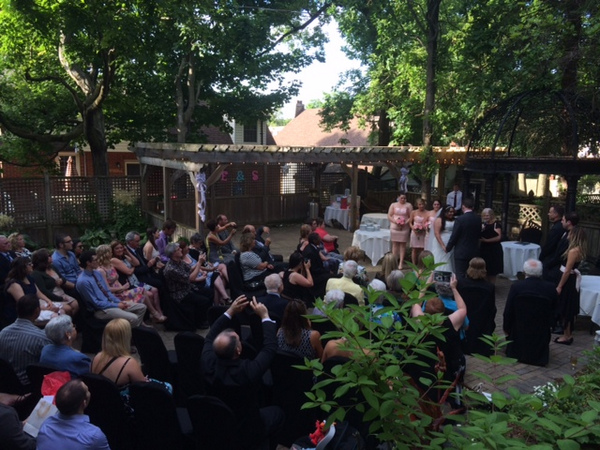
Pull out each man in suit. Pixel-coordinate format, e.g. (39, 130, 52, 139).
(124, 231, 163, 289)
(201, 296, 283, 449)
(503, 259, 558, 366)
(0, 234, 16, 286)
(540, 205, 565, 273)
(302, 233, 332, 299)
(543, 210, 577, 285)
(257, 273, 288, 320)
(445, 197, 481, 278)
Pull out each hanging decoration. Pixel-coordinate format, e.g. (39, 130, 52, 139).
(196, 171, 207, 222)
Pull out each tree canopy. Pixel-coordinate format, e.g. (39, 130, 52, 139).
(0, 0, 331, 174)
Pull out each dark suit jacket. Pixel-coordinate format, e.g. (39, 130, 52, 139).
(503, 277, 558, 335)
(445, 210, 481, 261)
(302, 244, 326, 275)
(257, 293, 288, 320)
(201, 313, 277, 443)
(0, 252, 16, 285)
(540, 221, 564, 262)
(543, 234, 568, 284)
(126, 245, 162, 288)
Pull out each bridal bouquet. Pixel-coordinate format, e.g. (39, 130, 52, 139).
(414, 222, 425, 234)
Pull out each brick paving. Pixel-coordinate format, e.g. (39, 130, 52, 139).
(154, 222, 596, 396)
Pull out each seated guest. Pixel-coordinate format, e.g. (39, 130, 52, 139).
(90, 318, 148, 388)
(457, 257, 496, 356)
(239, 232, 275, 283)
(257, 273, 288, 319)
(37, 379, 109, 450)
(0, 393, 36, 449)
(282, 251, 314, 306)
(124, 231, 163, 289)
(8, 233, 32, 258)
(188, 232, 206, 261)
(256, 226, 283, 262)
(143, 227, 165, 273)
(180, 238, 230, 305)
(51, 233, 82, 300)
(340, 246, 368, 286)
(201, 296, 284, 449)
(503, 259, 558, 366)
(326, 260, 364, 306)
(242, 225, 287, 272)
(386, 270, 406, 302)
(302, 233, 334, 298)
(31, 249, 79, 316)
(277, 300, 323, 360)
(156, 219, 177, 262)
(110, 241, 164, 321)
(313, 217, 340, 254)
(41, 315, 91, 378)
(411, 276, 467, 407)
(163, 243, 210, 330)
(215, 214, 239, 256)
(297, 223, 311, 253)
(375, 252, 400, 284)
(313, 289, 345, 317)
(5, 257, 71, 324)
(205, 218, 237, 265)
(76, 251, 147, 328)
(0, 234, 16, 286)
(0, 294, 51, 385)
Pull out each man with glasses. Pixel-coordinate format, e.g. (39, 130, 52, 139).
(52, 233, 82, 300)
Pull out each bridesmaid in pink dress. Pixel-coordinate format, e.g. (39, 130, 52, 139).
(388, 193, 413, 269)
(409, 199, 430, 265)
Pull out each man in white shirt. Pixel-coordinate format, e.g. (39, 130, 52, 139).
(446, 183, 463, 213)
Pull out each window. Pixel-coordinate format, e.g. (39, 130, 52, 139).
(125, 162, 141, 176)
(243, 122, 258, 143)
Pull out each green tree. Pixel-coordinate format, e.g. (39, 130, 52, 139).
(0, 0, 331, 171)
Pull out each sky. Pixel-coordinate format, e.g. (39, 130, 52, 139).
(279, 22, 362, 119)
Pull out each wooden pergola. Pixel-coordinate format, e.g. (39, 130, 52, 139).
(133, 143, 466, 230)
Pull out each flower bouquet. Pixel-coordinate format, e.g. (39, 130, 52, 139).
(414, 222, 425, 234)
(396, 217, 405, 229)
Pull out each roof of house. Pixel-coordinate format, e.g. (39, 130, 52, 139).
(273, 109, 371, 146)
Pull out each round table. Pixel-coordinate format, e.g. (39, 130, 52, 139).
(351, 229, 391, 266)
(579, 275, 600, 326)
(361, 213, 390, 229)
(501, 241, 541, 279)
(324, 206, 350, 230)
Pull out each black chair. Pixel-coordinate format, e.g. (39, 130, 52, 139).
(226, 258, 266, 300)
(0, 358, 28, 395)
(457, 284, 496, 356)
(271, 351, 319, 447)
(207, 305, 229, 327)
(506, 294, 554, 366)
(81, 373, 134, 450)
(129, 382, 194, 450)
(343, 292, 359, 306)
(311, 318, 339, 346)
(174, 332, 206, 399)
(25, 363, 58, 403)
(187, 395, 236, 450)
(131, 326, 177, 385)
(519, 219, 543, 244)
(78, 305, 107, 354)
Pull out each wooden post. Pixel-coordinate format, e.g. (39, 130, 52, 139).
(351, 162, 359, 231)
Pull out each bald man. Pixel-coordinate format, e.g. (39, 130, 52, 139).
(201, 296, 283, 449)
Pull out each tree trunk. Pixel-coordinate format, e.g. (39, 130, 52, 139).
(421, 0, 441, 203)
(85, 108, 111, 218)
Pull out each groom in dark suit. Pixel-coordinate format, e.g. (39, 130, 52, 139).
(445, 197, 481, 278)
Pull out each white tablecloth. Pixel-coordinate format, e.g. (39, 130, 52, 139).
(352, 229, 391, 266)
(579, 275, 600, 326)
(501, 241, 541, 279)
(324, 206, 350, 230)
(361, 213, 390, 229)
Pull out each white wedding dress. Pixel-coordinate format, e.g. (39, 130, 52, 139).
(430, 219, 455, 273)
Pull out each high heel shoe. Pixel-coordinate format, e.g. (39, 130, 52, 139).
(152, 313, 167, 323)
(554, 337, 573, 345)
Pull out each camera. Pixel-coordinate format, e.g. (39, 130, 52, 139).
(433, 271, 452, 283)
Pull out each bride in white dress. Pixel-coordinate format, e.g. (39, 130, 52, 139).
(430, 205, 456, 272)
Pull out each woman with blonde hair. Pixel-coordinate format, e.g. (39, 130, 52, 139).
(388, 193, 413, 269)
(375, 252, 400, 283)
(8, 232, 32, 258)
(297, 223, 312, 252)
(555, 226, 587, 345)
(480, 208, 503, 284)
(90, 318, 147, 387)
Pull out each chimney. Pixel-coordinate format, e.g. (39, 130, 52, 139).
(295, 100, 305, 118)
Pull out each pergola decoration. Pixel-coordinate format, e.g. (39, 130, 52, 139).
(466, 89, 600, 234)
(133, 143, 466, 230)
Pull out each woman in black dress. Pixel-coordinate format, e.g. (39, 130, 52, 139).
(555, 226, 586, 345)
(480, 208, 503, 284)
